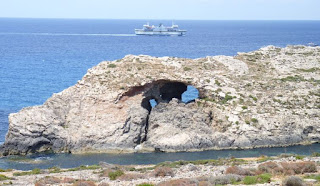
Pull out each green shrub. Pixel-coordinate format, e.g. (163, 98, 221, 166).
(243, 176, 257, 185)
(108, 170, 124, 180)
(243, 173, 271, 185)
(136, 183, 154, 186)
(294, 155, 305, 160)
(203, 97, 215, 102)
(273, 98, 282, 103)
(298, 68, 319, 72)
(183, 67, 192, 71)
(0, 174, 11, 181)
(304, 174, 320, 181)
(215, 80, 221, 86)
(221, 94, 233, 104)
(49, 166, 62, 173)
(251, 118, 258, 123)
(280, 75, 304, 82)
(249, 95, 258, 102)
(0, 169, 12, 172)
(67, 164, 101, 172)
(242, 106, 248, 109)
(13, 168, 41, 176)
(311, 152, 320, 157)
(107, 64, 116, 68)
(31, 168, 41, 174)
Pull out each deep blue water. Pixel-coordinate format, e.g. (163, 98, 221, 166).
(0, 19, 320, 169)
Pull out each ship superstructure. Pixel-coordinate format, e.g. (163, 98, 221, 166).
(135, 23, 186, 36)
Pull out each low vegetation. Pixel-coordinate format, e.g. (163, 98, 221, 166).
(13, 165, 101, 177)
(251, 118, 258, 123)
(0, 174, 12, 181)
(67, 164, 101, 172)
(279, 75, 320, 84)
(73, 180, 96, 186)
(304, 174, 320, 182)
(0, 169, 12, 172)
(107, 63, 117, 68)
(118, 173, 146, 181)
(155, 158, 247, 168)
(282, 176, 304, 186)
(108, 170, 124, 180)
(158, 178, 199, 186)
(136, 183, 154, 186)
(258, 161, 317, 175)
(13, 168, 41, 176)
(242, 173, 271, 185)
(207, 174, 242, 185)
(225, 166, 252, 176)
(153, 167, 174, 177)
(297, 67, 319, 72)
(311, 152, 320, 157)
(4, 155, 320, 185)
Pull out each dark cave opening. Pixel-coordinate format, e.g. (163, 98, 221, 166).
(159, 82, 187, 102)
(141, 81, 199, 111)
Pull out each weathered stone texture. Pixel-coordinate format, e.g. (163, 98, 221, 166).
(1, 45, 319, 155)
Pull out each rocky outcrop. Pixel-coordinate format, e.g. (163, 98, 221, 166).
(1, 45, 320, 155)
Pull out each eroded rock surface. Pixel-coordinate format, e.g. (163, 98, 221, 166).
(1, 45, 320, 155)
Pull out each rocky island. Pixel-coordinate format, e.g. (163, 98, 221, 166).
(0, 45, 319, 156)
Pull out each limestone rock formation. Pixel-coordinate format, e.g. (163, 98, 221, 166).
(1, 45, 320, 155)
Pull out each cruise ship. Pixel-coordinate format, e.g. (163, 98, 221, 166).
(135, 23, 187, 36)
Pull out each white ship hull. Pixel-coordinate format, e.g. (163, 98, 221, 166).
(135, 30, 186, 36)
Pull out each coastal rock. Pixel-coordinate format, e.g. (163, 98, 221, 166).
(1, 45, 320, 155)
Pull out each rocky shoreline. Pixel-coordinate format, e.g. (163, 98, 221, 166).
(1, 45, 319, 155)
(0, 154, 320, 185)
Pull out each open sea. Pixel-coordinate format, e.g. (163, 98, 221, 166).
(0, 18, 320, 169)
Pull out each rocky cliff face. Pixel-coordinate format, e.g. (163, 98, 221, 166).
(1, 45, 320, 155)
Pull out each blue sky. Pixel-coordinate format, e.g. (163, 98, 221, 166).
(1, 0, 319, 20)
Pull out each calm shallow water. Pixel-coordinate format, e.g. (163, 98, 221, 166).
(0, 143, 319, 170)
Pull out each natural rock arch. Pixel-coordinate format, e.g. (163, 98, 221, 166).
(121, 79, 200, 111)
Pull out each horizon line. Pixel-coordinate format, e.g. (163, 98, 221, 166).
(1, 17, 320, 21)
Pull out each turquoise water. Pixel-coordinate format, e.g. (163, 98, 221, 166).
(0, 144, 319, 170)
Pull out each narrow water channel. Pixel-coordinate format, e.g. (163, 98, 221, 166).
(0, 143, 319, 170)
